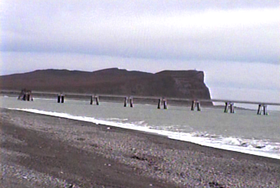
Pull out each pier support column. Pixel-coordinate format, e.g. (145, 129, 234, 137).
(257, 104, 268, 115)
(257, 104, 261, 115)
(57, 94, 64, 103)
(91, 95, 100, 105)
(124, 97, 128, 107)
(191, 101, 195, 111)
(157, 99, 161, 109)
(90, 96, 93, 105)
(18, 89, 33, 101)
(163, 98, 168, 109)
(95, 96, 100, 105)
(230, 103, 235, 113)
(196, 101, 201, 111)
(224, 102, 228, 113)
(191, 100, 201, 111)
(129, 97, 134, 108)
(61, 94, 65, 103)
(57, 95, 61, 103)
(224, 102, 235, 113)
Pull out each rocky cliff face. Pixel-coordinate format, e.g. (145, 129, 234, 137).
(0, 68, 212, 101)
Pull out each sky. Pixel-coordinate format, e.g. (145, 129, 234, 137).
(0, 0, 279, 106)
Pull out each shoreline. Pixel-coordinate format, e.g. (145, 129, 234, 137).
(7, 107, 280, 160)
(1, 108, 280, 187)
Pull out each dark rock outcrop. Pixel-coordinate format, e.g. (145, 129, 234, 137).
(0, 68, 212, 102)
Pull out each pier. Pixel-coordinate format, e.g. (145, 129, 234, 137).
(6, 90, 280, 115)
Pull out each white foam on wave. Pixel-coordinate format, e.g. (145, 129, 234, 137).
(9, 108, 280, 160)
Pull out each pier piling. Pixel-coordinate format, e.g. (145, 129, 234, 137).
(95, 96, 100, 105)
(57, 95, 61, 103)
(157, 99, 161, 109)
(18, 89, 33, 101)
(230, 103, 235, 113)
(257, 104, 268, 115)
(90, 96, 93, 105)
(191, 100, 201, 111)
(163, 98, 168, 109)
(124, 97, 128, 107)
(224, 102, 235, 113)
(57, 94, 64, 103)
(129, 97, 134, 108)
(196, 101, 201, 111)
(224, 102, 228, 113)
(61, 94, 64, 103)
(191, 101, 195, 111)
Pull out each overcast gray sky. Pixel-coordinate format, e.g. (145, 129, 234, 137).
(1, 0, 279, 105)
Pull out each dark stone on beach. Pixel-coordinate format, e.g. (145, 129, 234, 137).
(209, 181, 224, 188)
(76, 137, 85, 141)
(131, 155, 148, 161)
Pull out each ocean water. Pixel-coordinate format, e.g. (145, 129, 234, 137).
(1, 95, 280, 160)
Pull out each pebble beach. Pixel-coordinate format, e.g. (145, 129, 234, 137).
(1, 108, 280, 188)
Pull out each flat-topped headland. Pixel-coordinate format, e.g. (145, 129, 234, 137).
(0, 68, 212, 105)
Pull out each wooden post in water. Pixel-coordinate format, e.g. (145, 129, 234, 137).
(90, 96, 93, 105)
(229, 102, 235, 113)
(163, 98, 168, 109)
(61, 94, 65, 103)
(257, 104, 261, 115)
(263, 105, 267, 115)
(257, 104, 268, 115)
(18, 89, 33, 101)
(124, 97, 128, 107)
(157, 98, 161, 109)
(191, 100, 195, 111)
(129, 97, 134, 108)
(191, 100, 201, 111)
(224, 102, 234, 113)
(95, 96, 100, 105)
(26, 92, 30, 101)
(57, 94, 61, 103)
(57, 94, 64, 103)
(224, 102, 228, 113)
(196, 101, 201, 111)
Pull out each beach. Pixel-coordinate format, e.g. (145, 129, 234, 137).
(1, 108, 279, 188)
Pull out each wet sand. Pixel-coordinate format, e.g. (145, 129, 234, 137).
(1, 108, 279, 187)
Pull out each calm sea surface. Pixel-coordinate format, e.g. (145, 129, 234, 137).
(1, 96, 280, 159)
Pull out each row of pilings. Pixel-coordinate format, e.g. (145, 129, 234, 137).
(17, 89, 33, 101)
(19, 91, 270, 115)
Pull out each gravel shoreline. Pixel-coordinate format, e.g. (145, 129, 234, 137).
(1, 108, 279, 187)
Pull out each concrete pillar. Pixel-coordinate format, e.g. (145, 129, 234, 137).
(95, 96, 100, 105)
(124, 97, 128, 107)
(263, 105, 267, 115)
(157, 99, 161, 109)
(57, 95, 61, 103)
(90, 96, 93, 105)
(229, 103, 235, 113)
(191, 100, 195, 111)
(61, 95, 64, 103)
(129, 97, 134, 108)
(163, 99, 168, 109)
(196, 101, 201, 111)
(191, 100, 201, 111)
(257, 104, 261, 115)
(224, 102, 228, 113)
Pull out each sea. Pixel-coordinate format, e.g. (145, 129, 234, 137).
(1, 95, 280, 160)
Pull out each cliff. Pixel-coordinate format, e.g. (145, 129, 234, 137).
(0, 68, 212, 101)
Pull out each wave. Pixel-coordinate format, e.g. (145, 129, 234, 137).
(8, 108, 280, 160)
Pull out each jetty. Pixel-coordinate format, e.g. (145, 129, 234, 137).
(5, 90, 279, 116)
